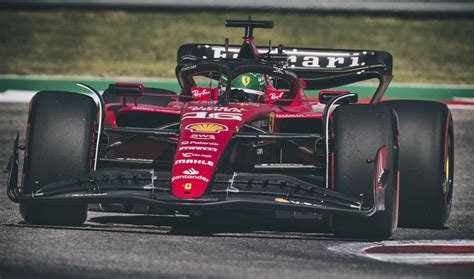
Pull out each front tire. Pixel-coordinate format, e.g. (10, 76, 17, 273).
(331, 104, 399, 240)
(20, 91, 98, 226)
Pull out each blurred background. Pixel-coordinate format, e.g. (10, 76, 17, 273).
(0, 0, 473, 85)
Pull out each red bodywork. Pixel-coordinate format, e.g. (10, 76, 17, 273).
(104, 96, 322, 199)
(100, 32, 333, 200)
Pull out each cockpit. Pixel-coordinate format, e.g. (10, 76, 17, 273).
(176, 59, 302, 104)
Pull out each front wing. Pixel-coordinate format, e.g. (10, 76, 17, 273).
(6, 134, 384, 217)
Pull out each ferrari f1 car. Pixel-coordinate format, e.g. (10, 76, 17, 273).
(6, 19, 454, 239)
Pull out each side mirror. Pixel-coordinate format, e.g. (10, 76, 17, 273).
(319, 90, 358, 104)
(108, 82, 144, 97)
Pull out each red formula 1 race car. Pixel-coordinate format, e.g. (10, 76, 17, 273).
(6, 19, 454, 239)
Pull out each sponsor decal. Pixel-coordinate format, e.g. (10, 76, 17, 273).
(210, 46, 362, 69)
(183, 112, 242, 121)
(182, 153, 212, 159)
(171, 175, 209, 183)
(275, 113, 308, 118)
(191, 88, 210, 98)
(188, 106, 247, 112)
(184, 183, 192, 191)
(181, 64, 197, 71)
(183, 168, 199, 175)
(181, 141, 219, 146)
(175, 159, 214, 167)
(274, 197, 323, 208)
(287, 54, 360, 69)
(185, 123, 229, 133)
(69, 193, 108, 197)
(212, 46, 240, 59)
(268, 91, 285, 101)
(275, 113, 323, 119)
(241, 75, 251, 86)
(179, 146, 218, 152)
(273, 65, 285, 75)
(190, 134, 215, 140)
(129, 106, 179, 114)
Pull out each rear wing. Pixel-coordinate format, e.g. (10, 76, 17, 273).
(177, 44, 393, 100)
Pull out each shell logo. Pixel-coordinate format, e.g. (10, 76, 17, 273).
(185, 123, 229, 133)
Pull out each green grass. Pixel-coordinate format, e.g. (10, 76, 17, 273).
(0, 11, 473, 84)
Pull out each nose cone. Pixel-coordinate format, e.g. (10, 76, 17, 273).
(171, 104, 245, 199)
(171, 124, 232, 198)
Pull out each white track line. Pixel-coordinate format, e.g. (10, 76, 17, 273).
(447, 104, 474, 110)
(364, 253, 474, 264)
(0, 90, 36, 103)
(453, 97, 474, 103)
(329, 240, 474, 266)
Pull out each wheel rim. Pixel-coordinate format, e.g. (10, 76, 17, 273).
(444, 152, 449, 194)
(445, 129, 454, 208)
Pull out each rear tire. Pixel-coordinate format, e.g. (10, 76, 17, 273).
(20, 91, 98, 226)
(331, 104, 399, 240)
(380, 100, 454, 228)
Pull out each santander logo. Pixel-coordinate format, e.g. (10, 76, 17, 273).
(183, 168, 199, 175)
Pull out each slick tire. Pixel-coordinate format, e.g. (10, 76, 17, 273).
(20, 91, 98, 226)
(331, 104, 399, 240)
(380, 100, 454, 228)
(103, 87, 176, 106)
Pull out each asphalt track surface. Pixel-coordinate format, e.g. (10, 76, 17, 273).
(0, 103, 473, 278)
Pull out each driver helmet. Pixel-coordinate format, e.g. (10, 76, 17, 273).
(231, 73, 266, 102)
